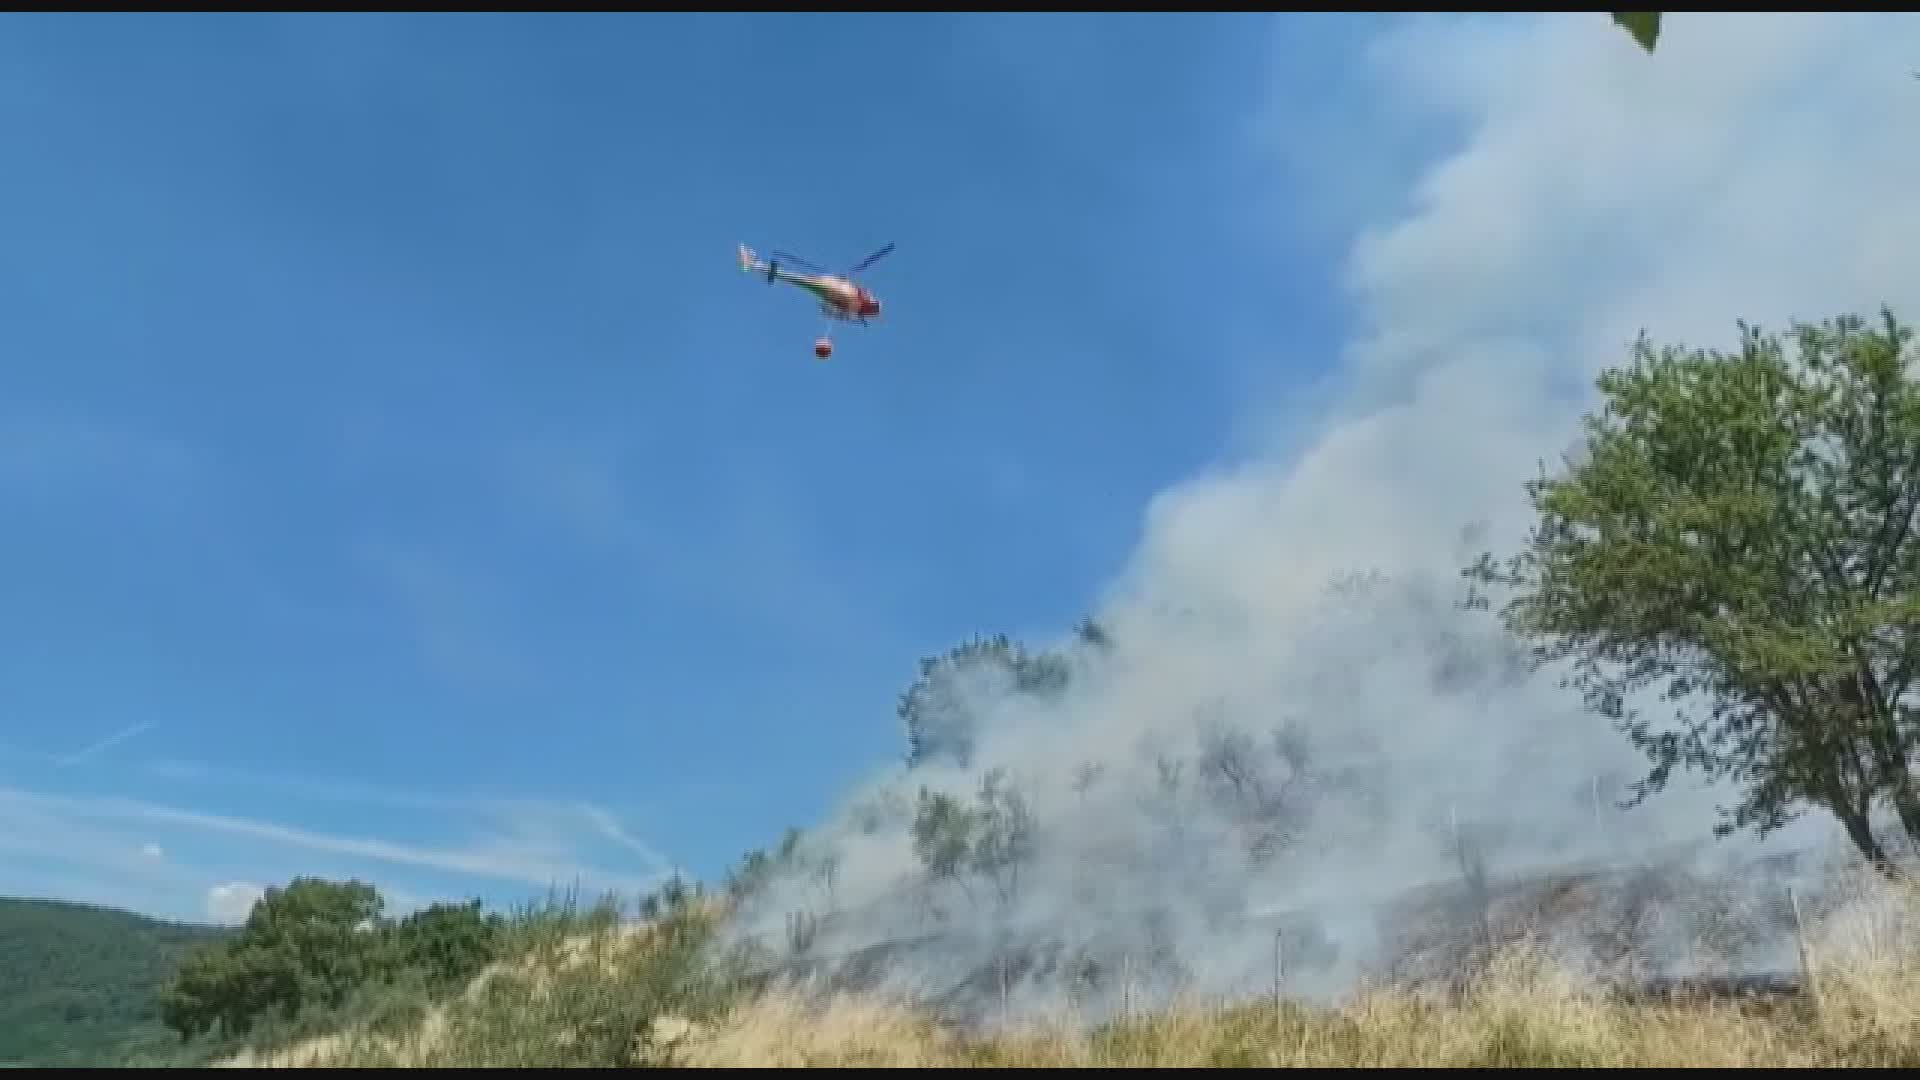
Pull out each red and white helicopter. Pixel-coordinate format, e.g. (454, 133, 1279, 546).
(737, 241, 892, 360)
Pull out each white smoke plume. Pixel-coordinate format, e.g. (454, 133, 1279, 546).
(715, 13, 1920, 1026)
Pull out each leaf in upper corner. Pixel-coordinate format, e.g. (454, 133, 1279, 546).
(1611, 12, 1662, 54)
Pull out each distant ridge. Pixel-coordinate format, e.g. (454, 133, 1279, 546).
(0, 896, 233, 1066)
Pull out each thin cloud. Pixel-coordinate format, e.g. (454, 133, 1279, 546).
(0, 795, 207, 908)
(58, 721, 157, 766)
(141, 756, 527, 812)
(136, 758, 675, 876)
(0, 785, 671, 895)
(205, 881, 263, 925)
(577, 803, 679, 876)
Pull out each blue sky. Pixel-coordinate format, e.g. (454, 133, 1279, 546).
(8, 13, 1917, 928)
(0, 13, 1378, 922)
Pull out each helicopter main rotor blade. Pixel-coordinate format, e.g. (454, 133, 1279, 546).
(850, 242, 895, 274)
(770, 250, 828, 273)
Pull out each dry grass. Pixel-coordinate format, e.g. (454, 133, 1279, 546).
(233, 877, 1920, 1068)
(677, 937, 1916, 1068)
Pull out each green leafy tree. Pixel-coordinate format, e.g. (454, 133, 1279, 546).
(242, 877, 386, 1013)
(155, 948, 237, 1042)
(157, 877, 388, 1040)
(1467, 312, 1920, 876)
(724, 848, 774, 902)
(911, 788, 977, 885)
(897, 634, 1071, 768)
(969, 768, 1036, 904)
(387, 899, 504, 988)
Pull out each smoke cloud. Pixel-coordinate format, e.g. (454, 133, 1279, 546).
(715, 13, 1920, 1026)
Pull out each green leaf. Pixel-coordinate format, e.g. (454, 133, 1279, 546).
(1611, 12, 1662, 54)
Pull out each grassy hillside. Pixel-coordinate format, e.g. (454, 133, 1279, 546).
(0, 897, 232, 1067)
(218, 871, 1920, 1068)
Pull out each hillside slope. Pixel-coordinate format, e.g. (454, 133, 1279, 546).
(227, 870, 1920, 1068)
(0, 897, 231, 1067)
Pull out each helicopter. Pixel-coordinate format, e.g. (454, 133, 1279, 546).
(737, 241, 892, 359)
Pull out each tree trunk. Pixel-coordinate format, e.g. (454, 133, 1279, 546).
(1833, 801, 1903, 881)
(1840, 664, 1920, 855)
(1888, 784, 1920, 856)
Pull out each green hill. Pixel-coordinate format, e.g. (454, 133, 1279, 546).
(0, 896, 232, 1067)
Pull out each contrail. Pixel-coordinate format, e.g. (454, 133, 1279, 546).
(59, 721, 156, 766)
(578, 804, 678, 876)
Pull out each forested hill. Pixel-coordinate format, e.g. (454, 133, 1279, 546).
(0, 897, 231, 1067)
